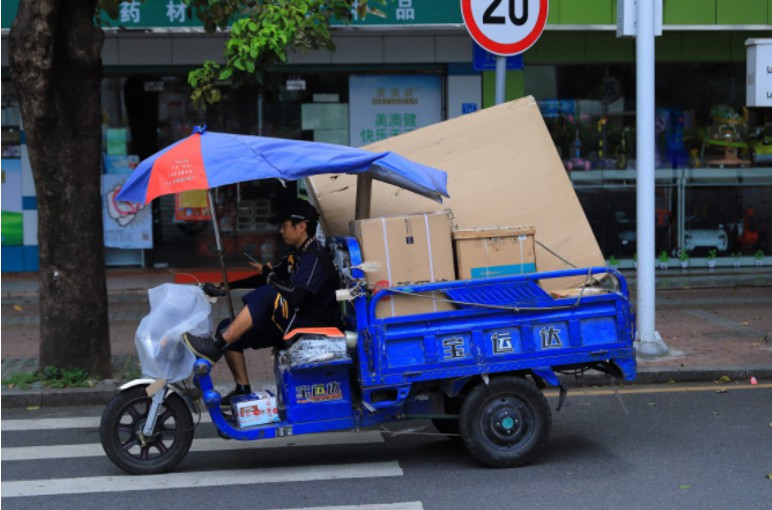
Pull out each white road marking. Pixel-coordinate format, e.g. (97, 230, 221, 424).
(1, 462, 403, 498)
(265, 504, 424, 510)
(1, 430, 385, 461)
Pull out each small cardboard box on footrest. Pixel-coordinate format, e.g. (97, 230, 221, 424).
(453, 226, 536, 280)
(231, 391, 280, 427)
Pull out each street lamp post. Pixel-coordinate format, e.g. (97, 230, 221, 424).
(636, 0, 669, 357)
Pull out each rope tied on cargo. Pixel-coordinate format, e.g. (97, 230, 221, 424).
(370, 283, 580, 313)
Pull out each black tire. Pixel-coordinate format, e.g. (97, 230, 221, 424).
(100, 387, 194, 474)
(459, 376, 551, 468)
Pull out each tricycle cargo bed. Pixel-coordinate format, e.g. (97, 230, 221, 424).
(334, 236, 637, 389)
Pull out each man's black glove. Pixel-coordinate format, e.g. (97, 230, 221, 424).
(201, 282, 227, 297)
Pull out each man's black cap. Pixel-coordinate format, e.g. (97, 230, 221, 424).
(269, 198, 320, 224)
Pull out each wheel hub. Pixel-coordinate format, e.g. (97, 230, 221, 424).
(482, 397, 531, 447)
(135, 419, 160, 444)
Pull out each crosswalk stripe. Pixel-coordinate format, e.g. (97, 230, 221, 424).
(2, 416, 114, 431)
(1, 414, 215, 431)
(1, 430, 385, 461)
(1, 461, 403, 498)
(265, 504, 423, 510)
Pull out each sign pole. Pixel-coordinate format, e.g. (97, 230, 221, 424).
(461, 0, 548, 106)
(495, 55, 507, 105)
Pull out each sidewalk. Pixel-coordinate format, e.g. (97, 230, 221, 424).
(2, 267, 771, 407)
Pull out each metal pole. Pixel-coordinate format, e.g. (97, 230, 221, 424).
(636, 0, 668, 356)
(208, 189, 236, 320)
(495, 56, 507, 105)
(355, 173, 373, 220)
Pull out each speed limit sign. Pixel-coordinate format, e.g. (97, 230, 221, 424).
(461, 0, 549, 56)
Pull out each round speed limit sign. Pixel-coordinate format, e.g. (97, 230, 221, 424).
(461, 0, 549, 56)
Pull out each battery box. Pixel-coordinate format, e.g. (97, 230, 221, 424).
(279, 357, 354, 423)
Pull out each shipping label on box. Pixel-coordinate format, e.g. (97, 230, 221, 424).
(454, 226, 537, 280)
(351, 212, 456, 318)
(231, 391, 280, 427)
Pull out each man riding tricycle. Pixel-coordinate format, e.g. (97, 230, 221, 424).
(100, 128, 637, 474)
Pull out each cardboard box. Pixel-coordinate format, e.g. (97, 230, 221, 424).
(351, 212, 456, 318)
(454, 226, 536, 279)
(231, 391, 280, 427)
(308, 96, 604, 291)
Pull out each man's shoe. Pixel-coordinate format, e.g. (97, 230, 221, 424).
(182, 332, 223, 364)
(220, 387, 252, 409)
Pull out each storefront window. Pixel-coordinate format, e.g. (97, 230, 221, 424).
(526, 62, 772, 262)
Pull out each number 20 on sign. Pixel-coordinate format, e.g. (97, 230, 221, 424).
(461, 0, 549, 57)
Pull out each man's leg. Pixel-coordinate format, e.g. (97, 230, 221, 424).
(221, 307, 253, 344)
(224, 350, 250, 386)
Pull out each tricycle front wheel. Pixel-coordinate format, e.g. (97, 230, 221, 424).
(100, 387, 194, 474)
(459, 376, 551, 468)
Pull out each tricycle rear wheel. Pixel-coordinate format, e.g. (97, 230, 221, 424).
(100, 387, 194, 474)
(459, 376, 551, 468)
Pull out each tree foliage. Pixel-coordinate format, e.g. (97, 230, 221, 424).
(8, 0, 381, 377)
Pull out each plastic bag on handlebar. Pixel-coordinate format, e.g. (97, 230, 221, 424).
(134, 284, 212, 382)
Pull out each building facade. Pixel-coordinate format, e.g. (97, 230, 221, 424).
(2, 0, 771, 271)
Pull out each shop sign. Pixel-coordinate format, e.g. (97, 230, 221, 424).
(102, 174, 153, 249)
(348, 75, 442, 147)
(472, 42, 524, 71)
(347, 0, 462, 26)
(461, 0, 549, 56)
(1, 0, 464, 30)
(286, 79, 307, 91)
(144, 81, 165, 92)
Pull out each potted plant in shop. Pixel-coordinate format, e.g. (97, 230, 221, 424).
(707, 249, 717, 269)
(658, 250, 670, 270)
(677, 249, 689, 269)
(755, 249, 765, 267)
(732, 251, 742, 268)
(608, 255, 620, 268)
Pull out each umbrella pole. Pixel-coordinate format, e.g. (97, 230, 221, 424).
(355, 173, 372, 220)
(208, 190, 236, 320)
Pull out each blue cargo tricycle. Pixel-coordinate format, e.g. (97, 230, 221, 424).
(99, 131, 636, 474)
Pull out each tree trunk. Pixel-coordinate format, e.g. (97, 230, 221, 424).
(9, 0, 111, 378)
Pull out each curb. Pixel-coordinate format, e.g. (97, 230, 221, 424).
(3, 367, 770, 408)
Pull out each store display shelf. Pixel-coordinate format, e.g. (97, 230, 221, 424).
(570, 167, 772, 187)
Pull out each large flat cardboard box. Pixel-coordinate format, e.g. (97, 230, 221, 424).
(351, 212, 456, 318)
(308, 96, 604, 291)
(454, 226, 536, 279)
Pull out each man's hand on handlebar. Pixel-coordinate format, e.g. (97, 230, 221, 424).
(201, 282, 227, 298)
(249, 261, 272, 274)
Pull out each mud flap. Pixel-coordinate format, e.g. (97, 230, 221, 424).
(531, 367, 568, 412)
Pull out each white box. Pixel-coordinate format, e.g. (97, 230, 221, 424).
(746, 39, 772, 107)
(231, 391, 280, 427)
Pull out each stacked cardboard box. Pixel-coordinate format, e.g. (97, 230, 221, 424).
(453, 226, 536, 280)
(351, 212, 456, 318)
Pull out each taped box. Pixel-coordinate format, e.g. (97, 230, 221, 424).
(351, 212, 456, 318)
(453, 226, 536, 279)
(231, 391, 280, 427)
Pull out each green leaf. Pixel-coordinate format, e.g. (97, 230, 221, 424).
(218, 68, 233, 81)
(679, 485, 691, 490)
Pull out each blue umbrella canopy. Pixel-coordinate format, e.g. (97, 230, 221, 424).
(116, 127, 449, 204)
